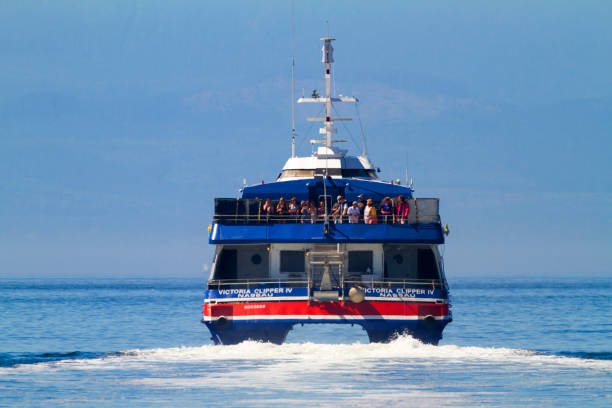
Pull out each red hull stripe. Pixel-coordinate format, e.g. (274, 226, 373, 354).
(204, 296, 445, 303)
(203, 301, 449, 318)
(201, 315, 451, 322)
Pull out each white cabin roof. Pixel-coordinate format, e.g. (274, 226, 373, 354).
(278, 146, 376, 181)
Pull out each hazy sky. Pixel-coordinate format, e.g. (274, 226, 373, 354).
(1, 1, 610, 278)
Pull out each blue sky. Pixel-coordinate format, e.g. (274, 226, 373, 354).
(1, 1, 610, 278)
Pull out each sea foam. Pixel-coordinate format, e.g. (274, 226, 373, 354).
(5, 335, 610, 373)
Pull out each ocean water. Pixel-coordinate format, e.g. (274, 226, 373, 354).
(0, 278, 610, 407)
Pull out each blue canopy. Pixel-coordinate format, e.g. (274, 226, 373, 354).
(242, 178, 413, 202)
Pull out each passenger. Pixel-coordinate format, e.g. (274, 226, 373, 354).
(288, 197, 299, 222)
(347, 201, 360, 224)
(340, 196, 349, 223)
(395, 194, 410, 224)
(317, 200, 326, 222)
(300, 201, 310, 224)
(332, 195, 348, 223)
(309, 201, 317, 224)
(357, 194, 366, 221)
(380, 197, 392, 224)
(364, 198, 378, 224)
(263, 198, 274, 223)
(263, 198, 275, 218)
(276, 197, 287, 223)
(342, 198, 349, 221)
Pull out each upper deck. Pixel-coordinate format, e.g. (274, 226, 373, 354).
(210, 194, 443, 244)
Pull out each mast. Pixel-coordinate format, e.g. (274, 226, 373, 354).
(290, 0, 296, 158)
(296, 37, 356, 156)
(322, 37, 334, 148)
(320, 38, 335, 232)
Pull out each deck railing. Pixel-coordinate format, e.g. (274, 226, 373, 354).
(207, 278, 443, 290)
(207, 278, 309, 290)
(213, 198, 440, 225)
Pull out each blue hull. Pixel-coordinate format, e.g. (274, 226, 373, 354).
(202, 318, 451, 345)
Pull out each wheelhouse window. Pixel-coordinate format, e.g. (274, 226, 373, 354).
(280, 168, 377, 179)
(280, 169, 315, 178)
(280, 250, 305, 273)
(348, 251, 373, 275)
(342, 169, 377, 178)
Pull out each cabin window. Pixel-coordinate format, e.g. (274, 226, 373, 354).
(348, 251, 373, 275)
(383, 245, 418, 280)
(214, 245, 269, 280)
(417, 249, 438, 280)
(384, 246, 439, 280)
(280, 250, 305, 273)
(216, 249, 237, 280)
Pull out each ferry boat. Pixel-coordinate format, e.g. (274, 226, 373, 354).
(202, 37, 451, 345)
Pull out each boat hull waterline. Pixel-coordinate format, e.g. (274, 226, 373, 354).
(202, 303, 450, 345)
(202, 288, 451, 345)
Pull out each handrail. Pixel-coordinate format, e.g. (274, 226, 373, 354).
(207, 278, 443, 290)
(212, 214, 440, 224)
(343, 279, 442, 290)
(207, 278, 310, 291)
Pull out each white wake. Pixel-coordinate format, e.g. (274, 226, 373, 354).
(7, 335, 610, 372)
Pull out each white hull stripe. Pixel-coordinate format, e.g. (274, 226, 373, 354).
(205, 296, 447, 304)
(202, 315, 451, 321)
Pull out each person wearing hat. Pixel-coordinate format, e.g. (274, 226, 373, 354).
(364, 198, 378, 224)
(347, 201, 360, 224)
(357, 194, 366, 219)
(332, 195, 348, 223)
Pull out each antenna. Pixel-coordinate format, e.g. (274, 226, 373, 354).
(332, 62, 336, 96)
(355, 101, 368, 158)
(405, 152, 409, 185)
(322, 36, 334, 148)
(323, 22, 331, 233)
(290, 0, 296, 158)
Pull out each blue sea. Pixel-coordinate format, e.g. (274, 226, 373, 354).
(0, 277, 610, 407)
